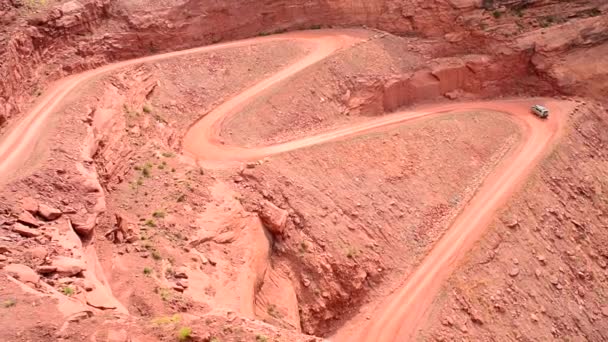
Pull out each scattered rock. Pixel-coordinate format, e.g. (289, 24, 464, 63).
(17, 211, 40, 227)
(442, 316, 454, 326)
(259, 201, 288, 235)
(601, 307, 608, 317)
(0, 255, 7, 262)
(36, 265, 57, 274)
(550, 275, 559, 286)
(531, 313, 539, 322)
(174, 266, 189, 279)
(38, 204, 62, 221)
(52, 256, 86, 276)
(21, 197, 39, 214)
(70, 215, 96, 237)
(85, 289, 118, 310)
(505, 219, 519, 230)
(66, 310, 93, 323)
(83, 279, 95, 291)
(12, 223, 41, 237)
(509, 268, 520, 277)
(302, 277, 311, 287)
(58, 277, 75, 284)
(172, 282, 185, 292)
(176, 279, 189, 289)
(5, 264, 40, 284)
(537, 254, 546, 265)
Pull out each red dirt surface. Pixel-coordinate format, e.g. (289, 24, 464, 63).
(1, 1, 607, 341)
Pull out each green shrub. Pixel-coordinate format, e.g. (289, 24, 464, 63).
(255, 335, 268, 342)
(62, 286, 74, 296)
(2, 299, 16, 308)
(178, 327, 192, 341)
(153, 210, 165, 219)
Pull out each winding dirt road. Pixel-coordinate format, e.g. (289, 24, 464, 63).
(0, 29, 570, 341)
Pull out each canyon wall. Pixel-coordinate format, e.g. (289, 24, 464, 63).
(2, 0, 606, 130)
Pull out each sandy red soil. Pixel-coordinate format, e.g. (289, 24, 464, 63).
(0, 1, 607, 341)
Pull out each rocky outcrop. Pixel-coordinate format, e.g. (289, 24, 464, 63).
(346, 51, 554, 115)
(0, 0, 112, 128)
(259, 201, 289, 236)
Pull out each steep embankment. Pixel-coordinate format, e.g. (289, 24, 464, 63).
(419, 101, 608, 341)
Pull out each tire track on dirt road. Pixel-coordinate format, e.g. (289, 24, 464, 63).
(0, 28, 570, 340)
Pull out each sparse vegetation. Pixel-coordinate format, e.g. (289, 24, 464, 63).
(255, 335, 268, 342)
(62, 286, 74, 296)
(151, 250, 162, 260)
(178, 327, 192, 341)
(143, 104, 152, 113)
(26, 0, 47, 8)
(162, 151, 175, 158)
(142, 166, 151, 178)
(143, 267, 153, 275)
(585, 8, 601, 17)
(267, 304, 282, 319)
(157, 287, 172, 301)
(299, 241, 309, 253)
(210, 337, 220, 342)
(310, 24, 322, 30)
(2, 299, 16, 308)
(145, 219, 156, 227)
(492, 10, 502, 19)
(177, 193, 186, 202)
(152, 314, 181, 325)
(346, 246, 358, 259)
(153, 210, 166, 218)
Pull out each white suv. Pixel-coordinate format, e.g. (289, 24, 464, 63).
(531, 105, 549, 119)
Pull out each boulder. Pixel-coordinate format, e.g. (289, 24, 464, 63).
(174, 266, 189, 279)
(17, 211, 40, 227)
(36, 265, 57, 274)
(70, 215, 96, 236)
(52, 256, 86, 276)
(5, 264, 40, 284)
(12, 223, 40, 238)
(38, 204, 62, 221)
(259, 201, 288, 235)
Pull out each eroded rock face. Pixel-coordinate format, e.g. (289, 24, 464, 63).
(5, 263, 40, 284)
(38, 203, 62, 221)
(52, 256, 86, 276)
(4, 0, 605, 131)
(259, 201, 289, 235)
